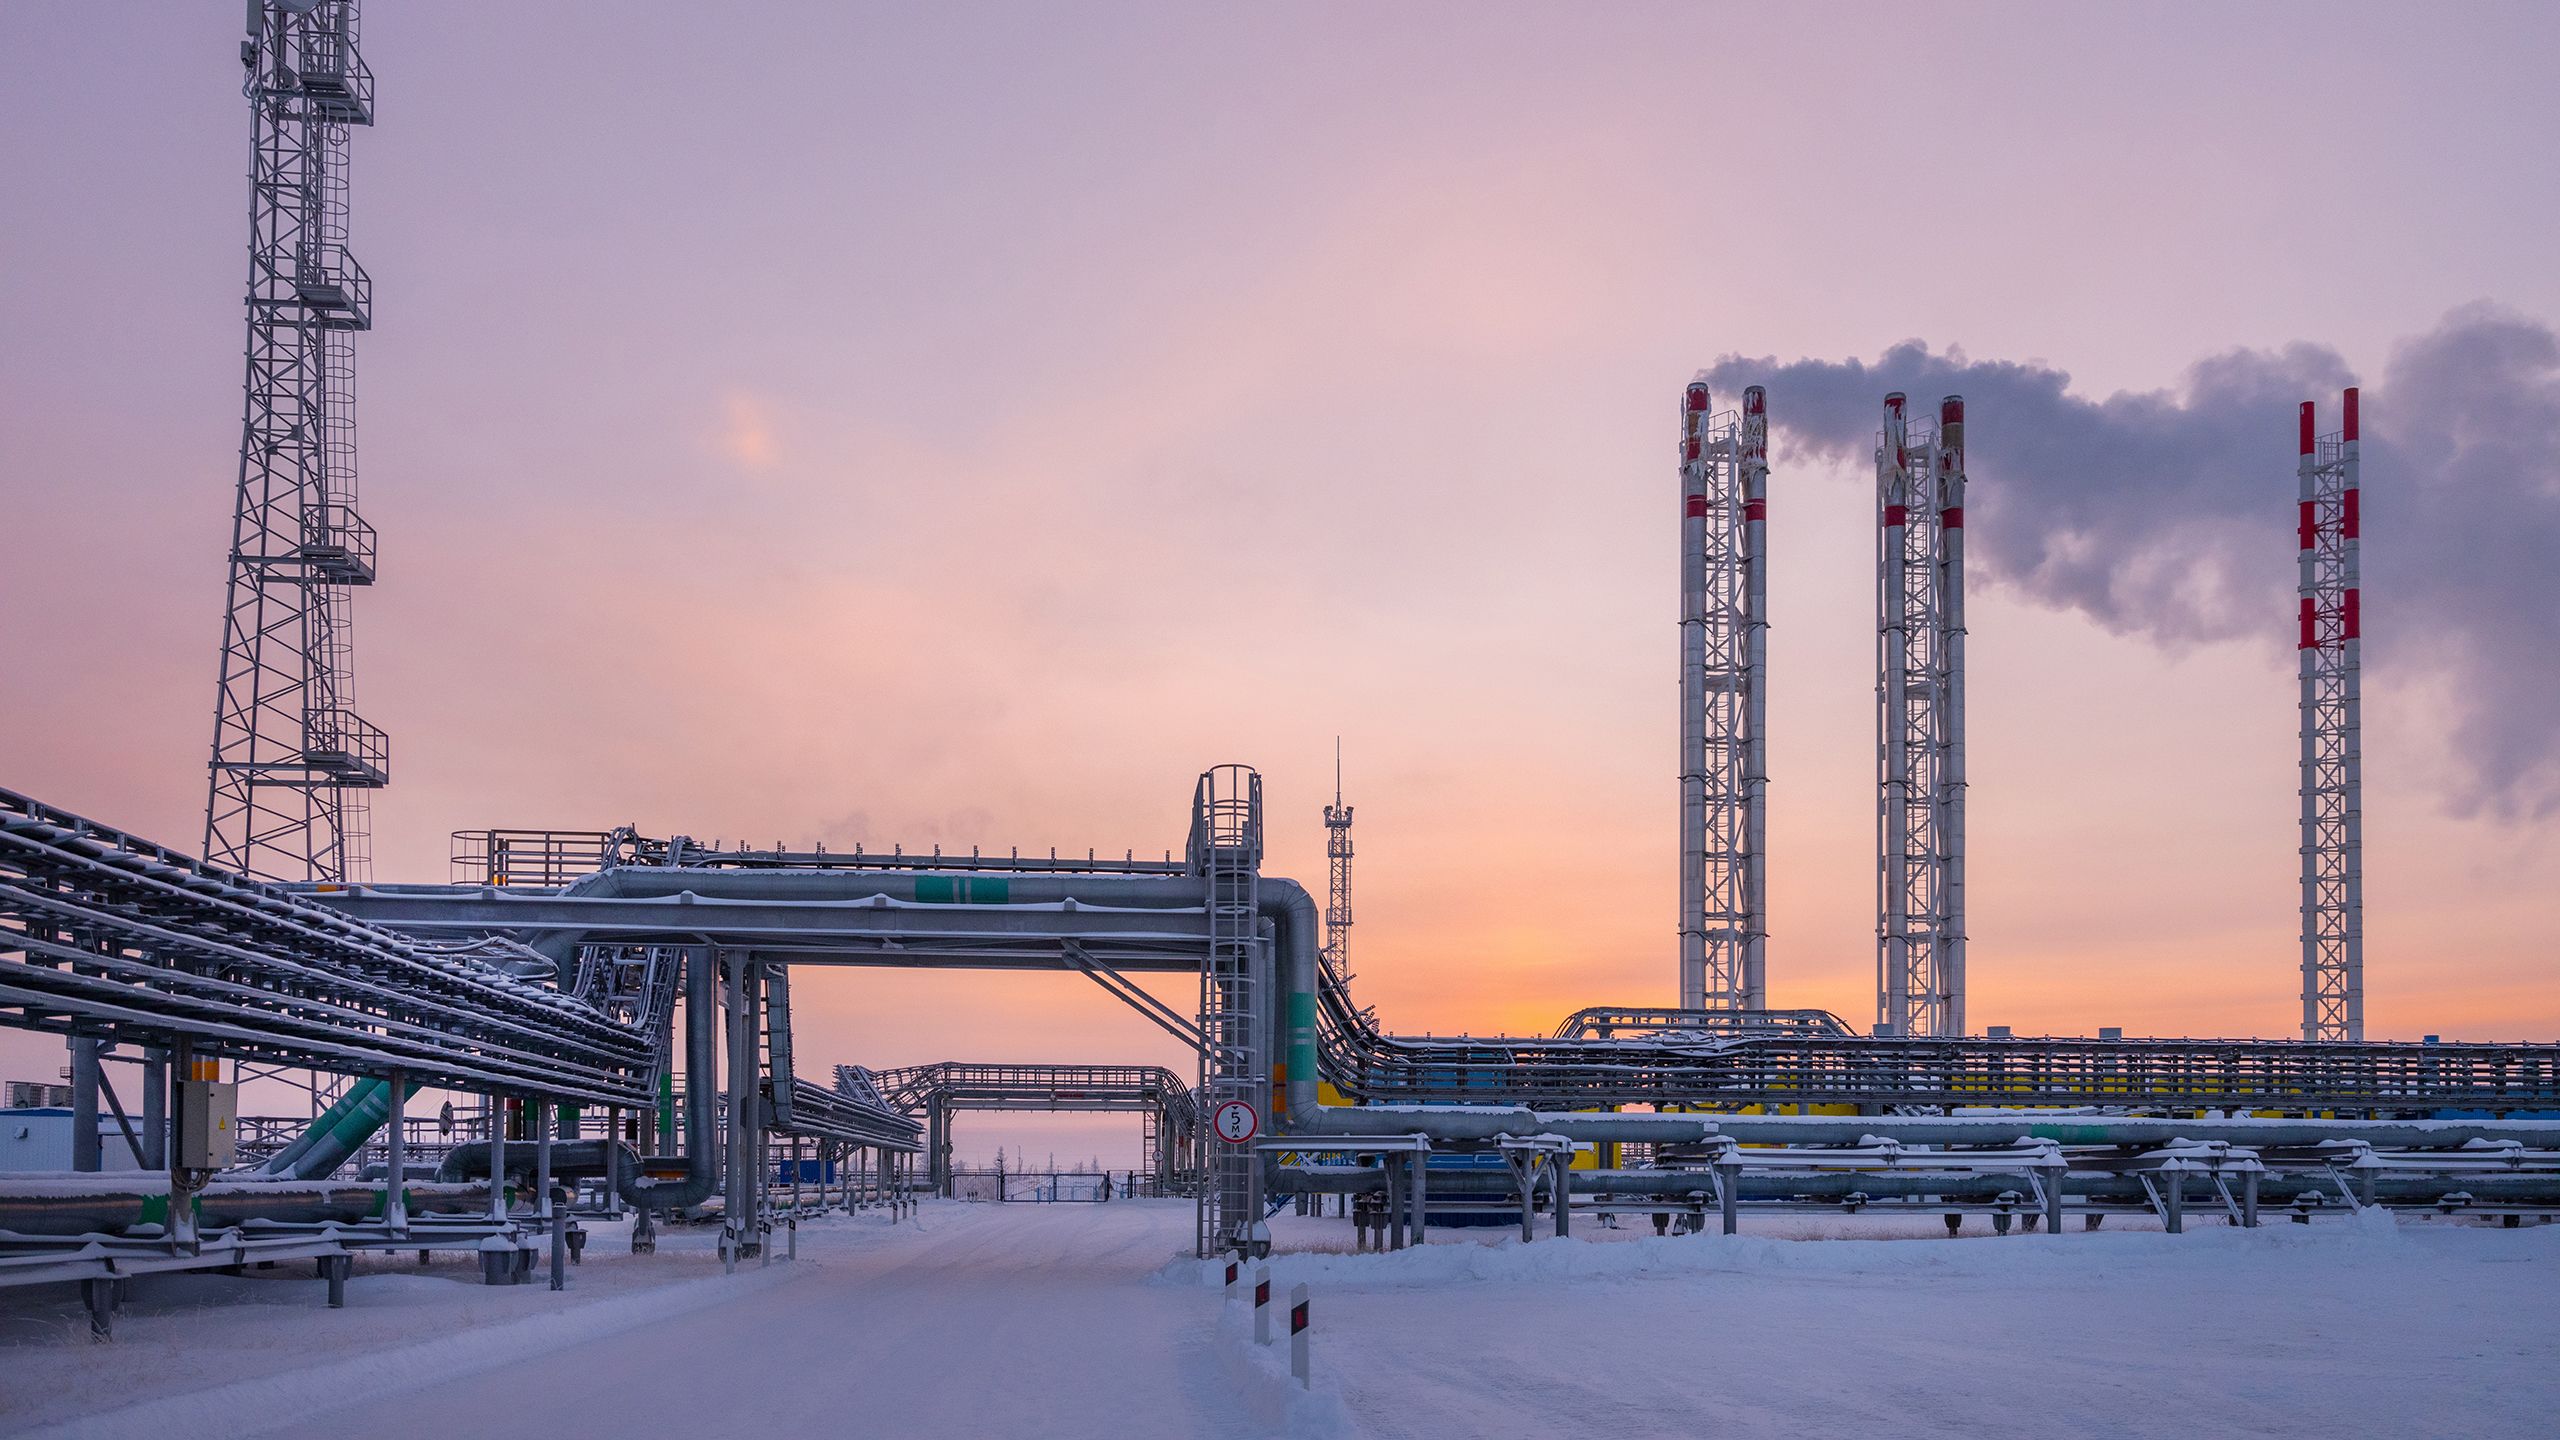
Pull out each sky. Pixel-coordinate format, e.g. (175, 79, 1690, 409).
(4, 2, 2557, 1166)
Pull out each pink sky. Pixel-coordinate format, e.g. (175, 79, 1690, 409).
(6, 4, 2557, 1161)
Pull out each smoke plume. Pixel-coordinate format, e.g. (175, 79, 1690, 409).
(1702, 304, 2560, 819)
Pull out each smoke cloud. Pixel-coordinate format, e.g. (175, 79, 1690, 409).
(1703, 304, 2560, 819)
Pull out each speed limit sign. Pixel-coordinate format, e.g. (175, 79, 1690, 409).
(1212, 1099, 1259, 1144)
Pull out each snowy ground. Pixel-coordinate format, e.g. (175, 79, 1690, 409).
(4, 1200, 2555, 1438)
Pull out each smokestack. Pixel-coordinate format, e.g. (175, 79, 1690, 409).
(1740, 385, 1770, 1012)
(1679, 382, 1712, 1010)
(1937, 395, 1967, 1040)
(1677, 377, 1764, 1014)
(1877, 394, 1912, 1036)
(2298, 391, 2364, 1040)
(1876, 392, 1962, 1037)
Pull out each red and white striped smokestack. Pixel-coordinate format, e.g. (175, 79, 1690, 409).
(1678, 377, 1712, 1008)
(1876, 392, 1912, 1035)
(1937, 394, 1966, 1039)
(2296, 389, 2365, 1041)
(1739, 383, 1769, 1011)
(2338, 387, 2362, 1042)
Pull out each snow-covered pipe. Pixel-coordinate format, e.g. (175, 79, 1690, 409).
(436, 1137, 642, 1183)
(1269, 1167, 2560, 1205)
(1277, 1104, 1722, 1146)
(0, 1176, 493, 1238)
(1713, 1112, 2560, 1149)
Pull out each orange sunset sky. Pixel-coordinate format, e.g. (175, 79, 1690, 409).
(6, 4, 2557, 1163)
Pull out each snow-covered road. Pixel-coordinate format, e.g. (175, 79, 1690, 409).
(8, 1200, 2557, 1439)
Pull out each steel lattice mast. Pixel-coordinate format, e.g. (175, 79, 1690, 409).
(205, 1, 386, 883)
(1323, 740, 1353, 979)
(1678, 381, 1768, 1011)
(1877, 393, 1966, 1037)
(2298, 390, 2363, 1041)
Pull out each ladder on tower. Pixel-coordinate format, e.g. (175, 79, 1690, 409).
(1191, 765, 1264, 1258)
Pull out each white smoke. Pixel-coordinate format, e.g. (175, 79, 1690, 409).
(1702, 304, 2560, 819)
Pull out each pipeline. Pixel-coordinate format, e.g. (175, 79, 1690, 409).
(0, 1176, 494, 1238)
(257, 1076, 421, 1180)
(1268, 1166, 2560, 1207)
(614, 945, 719, 1212)
(340, 862, 2560, 1130)
(436, 1137, 642, 1184)
(1710, 1113, 2560, 1149)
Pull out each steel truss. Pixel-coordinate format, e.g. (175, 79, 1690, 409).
(206, 0, 386, 885)
(857, 1062, 1197, 1192)
(1877, 393, 1966, 1036)
(0, 788, 652, 1107)
(1551, 1006, 1852, 1040)
(2298, 391, 2363, 1041)
(1678, 382, 1768, 1012)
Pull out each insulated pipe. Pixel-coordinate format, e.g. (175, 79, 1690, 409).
(0, 1177, 497, 1238)
(614, 945, 718, 1212)
(1277, 1103, 1723, 1146)
(1711, 1113, 2560, 1149)
(1266, 1167, 2560, 1206)
(257, 1076, 420, 1180)
(511, 863, 1330, 1132)
(437, 1137, 644, 1183)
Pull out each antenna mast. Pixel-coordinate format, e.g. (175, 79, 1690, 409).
(1324, 739, 1354, 976)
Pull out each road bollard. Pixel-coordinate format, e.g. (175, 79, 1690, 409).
(1289, 1283, 1309, 1388)
(1223, 1258, 1238, 1301)
(1253, 1265, 1272, 1343)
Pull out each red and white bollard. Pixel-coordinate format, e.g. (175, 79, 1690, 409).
(1289, 1283, 1310, 1388)
(1253, 1265, 1272, 1343)
(1223, 1258, 1238, 1300)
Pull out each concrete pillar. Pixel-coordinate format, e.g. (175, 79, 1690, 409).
(383, 1070, 409, 1234)
(1409, 1153, 1428, 1246)
(140, 1049, 167, 1171)
(1551, 1154, 1572, 1239)
(69, 1037, 102, 1172)
(1513, 1157, 1534, 1243)
(486, 1093, 508, 1224)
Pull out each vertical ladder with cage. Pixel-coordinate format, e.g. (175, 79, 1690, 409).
(1192, 766, 1264, 1257)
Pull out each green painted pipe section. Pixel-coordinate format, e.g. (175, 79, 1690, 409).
(260, 1077, 424, 1180)
(1287, 990, 1317, 1099)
